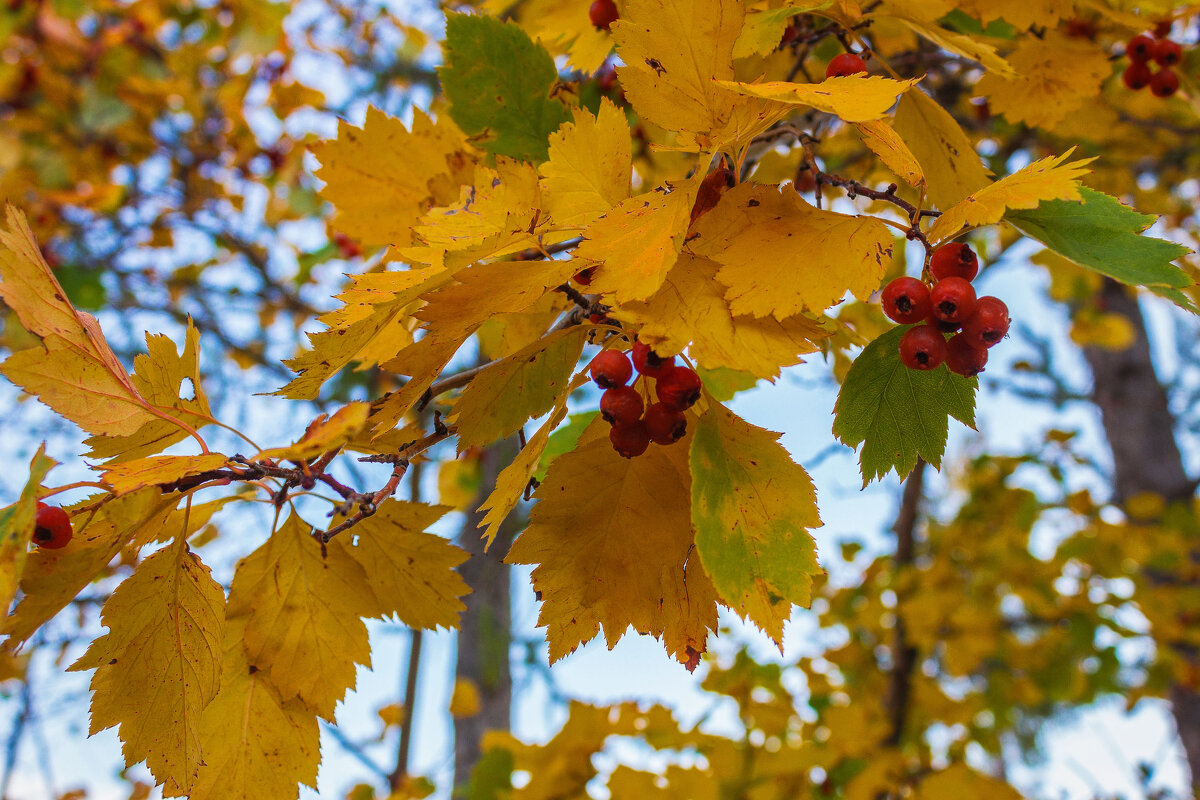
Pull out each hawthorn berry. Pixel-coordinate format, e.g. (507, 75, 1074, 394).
(898, 325, 947, 371)
(1127, 33, 1156, 61)
(929, 277, 977, 324)
(1153, 39, 1183, 67)
(946, 333, 988, 377)
(631, 341, 676, 378)
(1151, 68, 1179, 98)
(601, 386, 645, 426)
(1123, 62, 1153, 90)
(961, 296, 1010, 349)
(825, 53, 867, 78)
(33, 503, 72, 549)
(655, 365, 703, 412)
(881, 276, 932, 324)
(589, 349, 632, 388)
(929, 242, 979, 282)
(643, 402, 687, 445)
(573, 266, 597, 285)
(610, 421, 651, 458)
(589, 0, 618, 31)
(1153, 20, 1174, 39)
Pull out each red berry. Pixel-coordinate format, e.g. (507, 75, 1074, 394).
(881, 276, 931, 324)
(1151, 68, 1179, 98)
(1152, 39, 1183, 66)
(573, 266, 597, 285)
(631, 341, 676, 378)
(1153, 20, 1173, 39)
(929, 277, 977, 324)
(610, 421, 650, 458)
(825, 53, 867, 78)
(588, 312, 610, 325)
(33, 503, 72, 549)
(600, 386, 644, 426)
(589, 0, 618, 31)
(961, 296, 1009, 349)
(946, 333, 988, 377)
(1122, 62, 1153, 90)
(929, 242, 979, 282)
(655, 365, 703, 412)
(643, 402, 686, 445)
(589, 349, 632, 388)
(898, 325, 947, 371)
(1127, 34, 1156, 61)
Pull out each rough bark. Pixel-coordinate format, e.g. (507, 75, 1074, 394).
(1081, 279, 1200, 787)
(885, 458, 925, 748)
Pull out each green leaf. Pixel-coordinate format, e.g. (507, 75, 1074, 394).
(440, 13, 570, 163)
(832, 325, 976, 485)
(1006, 187, 1194, 305)
(694, 365, 759, 401)
(689, 403, 821, 648)
(535, 411, 597, 482)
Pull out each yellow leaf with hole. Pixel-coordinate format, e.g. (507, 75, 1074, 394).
(255, 403, 370, 462)
(891, 89, 990, 211)
(100, 453, 229, 495)
(715, 76, 919, 123)
(688, 182, 892, 319)
(70, 538, 225, 796)
(976, 32, 1110, 130)
(853, 119, 924, 187)
(927, 150, 1094, 242)
(540, 98, 632, 230)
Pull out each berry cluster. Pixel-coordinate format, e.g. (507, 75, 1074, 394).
(589, 342, 701, 458)
(881, 243, 1010, 377)
(33, 502, 72, 549)
(1122, 30, 1184, 98)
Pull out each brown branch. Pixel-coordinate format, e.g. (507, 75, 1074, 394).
(885, 457, 926, 747)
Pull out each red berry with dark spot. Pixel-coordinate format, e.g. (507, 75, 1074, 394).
(33, 503, 72, 549)
(929, 242, 979, 282)
(589, 0, 618, 31)
(590, 349, 632, 388)
(881, 276, 931, 324)
(961, 296, 1010, 349)
(946, 333, 988, 377)
(1127, 33, 1156, 61)
(631, 340, 676, 378)
(1123, 62, 1153, 90)
(643, 402, 687, 445)
(655, 365, 703, 412)
(610, 421, 651, 458)
(929, 277, 977, 324)
(573, 266, 597, 285)
(898, 325, 947, 371)
(601, 386, 645, 426)
(825, 53, 868, 78)
(1151, 68, 1179, 98)
(1152, 39, 1183, 66)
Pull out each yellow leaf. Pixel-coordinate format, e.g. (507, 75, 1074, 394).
(927, 150, 1095, 242)
(437, 456, 482, 511)
(506, 428, 720, 667)
(449, 677, 482, 718)
(688, 182, 892, 318)
(914, 764, 1024, 800)
(337, 501, 470, 630)
(539, 98, 632, 230)
(0, 447, 54, 617)
(891, 89, 990, 211)
(69, 537, 225, 796)
(229, 513, 378, 718)
(884, 14, 1014, 76)
(955, 0, 1072, 29)
(313, 106, 475, 248)
(614, 253, 826, 379)
(255, 403, 370, 462)
(976, 32, 1111, 130)
(853, 119, 924, 187)
(101, 453, 229, 495)
(1069, 308, 1136, 351)
(714, 76, 920, 123)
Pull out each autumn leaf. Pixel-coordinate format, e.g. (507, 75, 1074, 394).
(100, 453, 229, 495)
(882, 14, 1014, 76)
(891, 89, 990, 211)
(976, 32, 1110, 130)
(915, 764, 1025, 800)
(853, 120, 924, 187)
(733, 1, 834, 58)
(0, 447, 55, 616)
(714, 76, 920, 123)
(689, 403, 821, 648)
(70, 536, 225, 796)
(487, 0, 613, 73)
(255, 403, 370, 462)
(539, 98, 632, 230)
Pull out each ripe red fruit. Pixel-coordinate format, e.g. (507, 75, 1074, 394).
(573, 266, 597, 285)
(643, 402, 687, 445)
(1127, 34, 1156, 61)
(825, 53, 867, 78)
(898, 325, 947, 371)
(929, 277, 977, 324)
(961, 296, 1010, 349)
(881, 276, 931, 324)
(929, 242, 979, 282)
(610, 421, 651, 458)
(946, 333, 988, 377)
(1122, 62, 1153, 90)
(1152, 39, 1183, 66)
(33, 503, 72, 549)
(600, 386, 645, 426)
(655, 366, 703, 412)
(1151, 68, 1179, 98)
(631, 341, 676, 378)
(1153, 20, 1173, 39)
(589, 349, 632, 388)
(589, 0, 618, 31)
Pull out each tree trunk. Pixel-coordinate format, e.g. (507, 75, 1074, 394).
(1081, 279, 1200, 788)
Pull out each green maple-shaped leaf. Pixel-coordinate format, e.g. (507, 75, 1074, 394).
(833, 325, 977, 485)
(440, 13, 570, 163)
